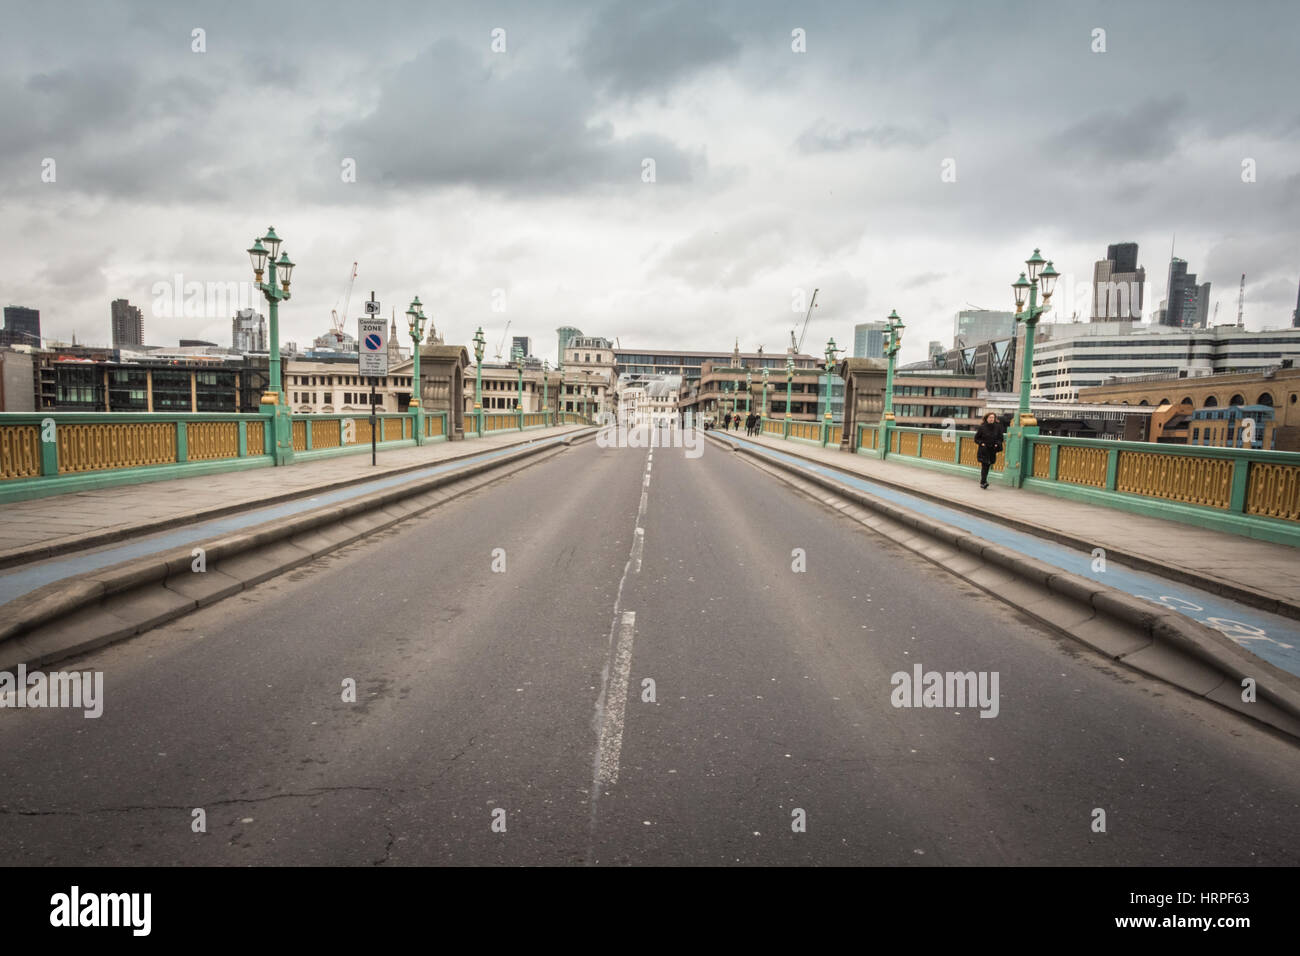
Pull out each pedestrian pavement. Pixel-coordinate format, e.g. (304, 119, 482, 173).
(0, 425, 588, 566)
(715, 427, 1300, 615)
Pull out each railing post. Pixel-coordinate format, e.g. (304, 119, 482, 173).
(238, 421, 248, 457)
(305, 419, 314, 451)
(1229, 457, 1250, 513)
(1048, 442, 1060, 481)
(39, 417, 58, 476)
(1104, 446, 1119, 491)
(176, 422, 188, 463)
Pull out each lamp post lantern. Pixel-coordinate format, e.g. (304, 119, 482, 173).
(247, 227, 294, 464)
(1003, 249, 1058, 485)
(472, 327, 485, 435)
(405, 297, 427, 443)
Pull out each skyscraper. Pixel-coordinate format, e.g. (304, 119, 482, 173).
(111, 298, 144, 347)
(953, 309, 1015, 348)
(231, 308, 267, 352)
(853, 321, 887, 358)
(511, 335, 532, 360)
(1, 306, 40, 346)
(1090, 242, 1145, 321)
(1162, 259, 1210, 329)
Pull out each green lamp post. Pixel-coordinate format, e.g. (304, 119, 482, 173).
(822, 337, 842, 445)
(761, 366, 770, 421)
(513, 347, 524, 429)
(404, 297, 427, 444)
(785, 355, 794, 438)
(879, 310, 904, 457)
(247, 227, 295, 465)
(472, 327, 485, 435)
(561, 366, 567, 422)
(1003, 249, 1059, 485)
(542, 359, 550, 426)
(745, 369, 752, 415)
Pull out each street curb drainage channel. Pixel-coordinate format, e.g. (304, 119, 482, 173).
(0, 438, 574, 672)
(711, 432, 1300, 744)
(0, 426, 595, 572)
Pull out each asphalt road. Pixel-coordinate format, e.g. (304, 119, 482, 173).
(1, 431, 1297, 865)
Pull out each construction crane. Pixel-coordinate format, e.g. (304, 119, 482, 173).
(1237, 273, 1246, 328)
(494, 320, 512, 361)
(791, 287, 819, 353)
(329, 262, 359, 345)
(1213, 301, 1220, 325)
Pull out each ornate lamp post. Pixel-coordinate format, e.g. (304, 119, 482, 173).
(822, 337, 842, 445)
(745, 369, 753, 416)
(513, 346, 525, 429)
(247, 227, 295, 464)
(785, 355, 794, 438)
(1003, 249, 1059, 485)
(879, 310, 905, 457)
(471, 327, 485, 435)
(405, 297, 427, 443)
(542, 359, 550, 426)
(761, 366, 770, 421)
(561, 366, 567, 422)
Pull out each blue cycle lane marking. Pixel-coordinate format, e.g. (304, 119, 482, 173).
(0, 436, 568, 608)
(717, 432, 1300, 678)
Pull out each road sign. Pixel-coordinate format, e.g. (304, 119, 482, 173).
(358, 317, 388, 376)
(364, 299, 381, 315)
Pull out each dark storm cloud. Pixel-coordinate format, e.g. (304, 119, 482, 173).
(1042, 95, 1190, 167)
(332, 38, 702, 195)
(575, 0, 741, 97)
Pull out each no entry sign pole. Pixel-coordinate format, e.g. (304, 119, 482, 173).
(358, 293, 387, 467)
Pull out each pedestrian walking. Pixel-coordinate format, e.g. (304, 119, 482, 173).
(973, 412, 1004, 489)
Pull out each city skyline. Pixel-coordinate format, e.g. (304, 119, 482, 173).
(2, 1, 1298, 364)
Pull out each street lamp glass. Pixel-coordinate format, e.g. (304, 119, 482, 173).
(1025, 248, 1045, 282)
(1012, 273, 1031, 311)
(261, 227, 282, 261)
(276, 252, 294, 288)
(1039, 261, 1059, 299)
(247, 239, 268, 276)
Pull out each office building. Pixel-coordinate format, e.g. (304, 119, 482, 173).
(2, 306, 41, 347)
(614, 346, 819, 384)
(1090, 242, 1145, 322)
(232, 308, 267, 352)
(511, 336, 532, 360)
(1162, 259, 1211, 329)
(853, 322, 887, 359)
(556, 326, 583, 367)
(111, 299, 144, 347)
(953, 309, 1015, 348)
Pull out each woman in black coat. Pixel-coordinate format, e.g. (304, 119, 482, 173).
(973, 412, 1003, 489)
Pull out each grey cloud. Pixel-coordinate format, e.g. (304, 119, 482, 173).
(575, 0, 740, 98)
(796, 119, 940, 154)
(1042, 95, 1190, 166)
(331, 38, 702, 196)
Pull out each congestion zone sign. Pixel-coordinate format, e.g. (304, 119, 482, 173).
(358, 317, 388, 377)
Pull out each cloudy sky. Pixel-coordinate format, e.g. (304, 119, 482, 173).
(3, 0, 1298, 365)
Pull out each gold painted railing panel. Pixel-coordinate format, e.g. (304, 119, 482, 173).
(291, 420, 307, 452)
(763, 420, 782, 435)
(58, 422, 176, 474)
(890, 429, 900, 453)
(828, 425, 842, 446)
(187, 421, 240, 461)
(790, 421, 819, 440)
(920, 432, 950, 462)
(1245, 462, 1300, 522)
(383, 418, 403, 441)
(429, 416, 445, 437)
(314, 419, 342, 449)
(1116, 451, 1231, 509)
(1032, 443, 1051, 479)
(0, 424, 41, 480)
(1056, 445, 1108, 487)
(246, 421, 265, 455)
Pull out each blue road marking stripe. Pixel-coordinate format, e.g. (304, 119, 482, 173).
(0, 437, 567, 607)
(718, 432, 1300, 677)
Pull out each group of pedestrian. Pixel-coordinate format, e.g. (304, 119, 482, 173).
(709, 412, 763, 435)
